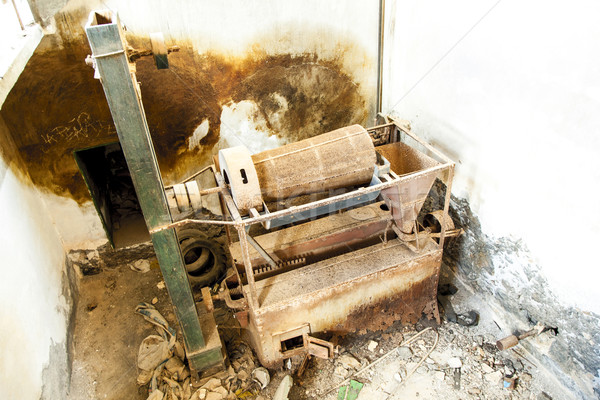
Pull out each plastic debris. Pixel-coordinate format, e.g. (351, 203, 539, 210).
(130, 259, 151, 273)
(337, 380, 364, 400)
(251, 367, 270, 389)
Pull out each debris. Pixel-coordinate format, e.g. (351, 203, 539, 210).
(137, 335, 172, 371)
(468, 387, 482, 395)
(157, 281, 166, 289)
(205, 392, 224, 400)
(152, 297, 158, 305)
(452, 367, 461, 390)
(496, 322, 551, 351)
(334, 365, 349, 378)
(212, 386, 228, 396)
(337, 380, 363, 400)
(456, 311, 479, 326)
(272, 375, 293, 400)
(503, 375, 517, 389)
(130, 259, 151, 273)
(190, 388, 207, 400)
(201, 378, 222, 391)
(396, 346, 412, 360)
(338, 354, 361, 370)
(485, 370, 503, 383)
(367, 340, 378, 352)
(447, 357, 462, 369)
(251, 367, 270, 389)
(481, 363, 494, 374)
(327, 327, 433, 396)
(434, 371, 445, 381)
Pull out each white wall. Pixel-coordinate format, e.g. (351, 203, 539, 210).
(383, 0, 600, 313)
(0, 125, 72, 400)
(0, 18, 72, 396)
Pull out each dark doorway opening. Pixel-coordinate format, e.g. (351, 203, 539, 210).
(74, 142, 150, 248)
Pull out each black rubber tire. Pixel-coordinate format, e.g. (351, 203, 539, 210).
(176, 229, 226, 289)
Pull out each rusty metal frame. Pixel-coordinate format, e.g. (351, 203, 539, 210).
(160, 120, 455, 367)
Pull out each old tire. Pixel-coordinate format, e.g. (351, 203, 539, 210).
(177, 229, 226, 289)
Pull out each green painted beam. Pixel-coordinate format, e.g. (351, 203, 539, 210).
(84, 11, 222, 369)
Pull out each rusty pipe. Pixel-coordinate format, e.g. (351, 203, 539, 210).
(496, 323, 548, 351)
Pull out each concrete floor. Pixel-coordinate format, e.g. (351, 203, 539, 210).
(66, 253, 570, 400)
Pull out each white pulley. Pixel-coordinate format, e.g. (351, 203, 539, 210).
(218, 146, 263, 215)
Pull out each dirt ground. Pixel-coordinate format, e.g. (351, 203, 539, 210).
(67, 252, 571, 400)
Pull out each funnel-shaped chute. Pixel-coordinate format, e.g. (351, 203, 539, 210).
(378, 142, 441, 233)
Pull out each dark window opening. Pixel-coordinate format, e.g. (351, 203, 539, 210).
(74, 142, 149, 248)
(281, 335, 304, 353)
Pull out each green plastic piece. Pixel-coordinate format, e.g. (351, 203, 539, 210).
(337, 380, 364, 400)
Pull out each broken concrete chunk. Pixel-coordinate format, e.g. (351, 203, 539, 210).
(130, 259, 151, 273)
(201, 377, 222, 391)
(481, 363, 494, 374)
(273, 375, 293, 400)
(396, 346, 412, 360)
(434, 371, 446, 381)
(334, 365, 348, 378)
(212, 386, 228, 396)
(447, 357, 462, 369)
(205, 392, 225, 400)
(338, 354, 361, 370)
(485, 370, 503, 383)
(237, 369, 249, 381)
(190, 388, 207, 400)
(367, 340, 378, 352)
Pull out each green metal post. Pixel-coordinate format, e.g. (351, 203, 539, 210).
(84, 10, 223, 373)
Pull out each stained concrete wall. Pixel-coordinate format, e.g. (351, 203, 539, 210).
(1, 0, 381, 250)
(382, 0, 600, 397)
(0, 117, 74, 399)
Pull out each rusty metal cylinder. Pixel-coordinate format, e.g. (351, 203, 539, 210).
(496, 335, 519, 351)
(252, 124, 376, 201)
(219, 124, 376, 214)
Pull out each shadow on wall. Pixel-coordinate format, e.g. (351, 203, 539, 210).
(441, 193, 600, 399)
(0, 31, 369, 206)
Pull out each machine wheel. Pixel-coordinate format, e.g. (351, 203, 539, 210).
(177, 229, 226, 289)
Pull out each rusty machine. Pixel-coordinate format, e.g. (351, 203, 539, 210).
(85, 10, 456, 374)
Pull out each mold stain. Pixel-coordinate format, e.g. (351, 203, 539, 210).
(1, 31, 370, 205)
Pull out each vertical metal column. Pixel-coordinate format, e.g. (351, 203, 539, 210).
(85, 10, 223, 373)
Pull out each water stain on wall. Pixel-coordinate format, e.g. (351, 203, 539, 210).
(1, 30, 370, 205)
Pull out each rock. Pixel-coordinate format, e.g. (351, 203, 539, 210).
(396, 346, 412, 360)
(481, 363, 494, 374)
(367, 340, 378, 352)
(468, 387, 481, 395)
(151, 297, 158, 305)
(201, 378, 222, 391)
(205, 392, 224, 400)
(212, 386, 228, 396)
(251, 367, 270, 389)
(237, 370, 249, 381)
(434, 371, 446, 381)
(425, 358, 435, 364)
(339, 354, 361, 370)
(485, 370, 503, 383)
(521, 372, 532, 383)
(416, 366, 428, 374)
(334, 365, 348, 378)
(130, 259, 151, 273)
(157, 281, 165, 289)
(191, 388, 207, 400)
(273, 375, 293, 400)
(447, 357, 462, 369)
(394, 372, 402, 383)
